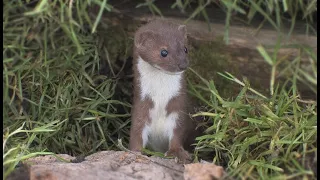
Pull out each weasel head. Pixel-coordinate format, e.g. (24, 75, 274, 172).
(134, 20, 189, 74)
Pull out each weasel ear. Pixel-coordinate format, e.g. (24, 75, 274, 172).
(178, 25, 187, 39)
(135, 30, 155, 48)
(178, 25, 186, 34)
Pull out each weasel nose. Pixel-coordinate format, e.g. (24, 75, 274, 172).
(178, 61, 188, 71)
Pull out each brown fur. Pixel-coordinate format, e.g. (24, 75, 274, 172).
(129, 20, 198, 163)
(134, 20, 188, 73)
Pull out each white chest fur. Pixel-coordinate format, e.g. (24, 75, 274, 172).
(137, 57, 182, 152)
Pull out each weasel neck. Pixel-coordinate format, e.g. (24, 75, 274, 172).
(136, 56, 183, 104)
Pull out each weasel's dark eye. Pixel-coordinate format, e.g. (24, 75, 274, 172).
(161, 50, 168, 57)
(184, 47, 188, 53)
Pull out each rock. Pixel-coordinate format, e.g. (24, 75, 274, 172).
(7, 151, 227, 180)
(184, 163, 225, 180)
(8, 151, 186, 180)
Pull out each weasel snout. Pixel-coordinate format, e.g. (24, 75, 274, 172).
(178, 60, 189, 71)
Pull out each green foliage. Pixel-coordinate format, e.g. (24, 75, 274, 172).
(190, 69, 317, 178)
(3, 0, 131, 178)
(188, 42, 317, 179)
(170, 0, 317, 43)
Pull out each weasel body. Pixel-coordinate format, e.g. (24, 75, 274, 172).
(138, 56, 182, 152)
(129, 20, 193, 162)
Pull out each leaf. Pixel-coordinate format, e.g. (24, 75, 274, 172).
(249, 160, 284, 172)
(257, 45, 273, 65)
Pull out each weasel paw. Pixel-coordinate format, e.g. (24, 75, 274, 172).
(165, 147, 191, 164)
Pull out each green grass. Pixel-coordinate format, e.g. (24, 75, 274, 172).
(3, 1, 132, 179)
(3, 0, 317, 179)
(187, 32, 316, 179)
(189, 67, 317, 179)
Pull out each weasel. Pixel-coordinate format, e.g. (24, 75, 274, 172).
(129, 20, 195, 163)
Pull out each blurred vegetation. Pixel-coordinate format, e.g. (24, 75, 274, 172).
(3, 0, 317, 179)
